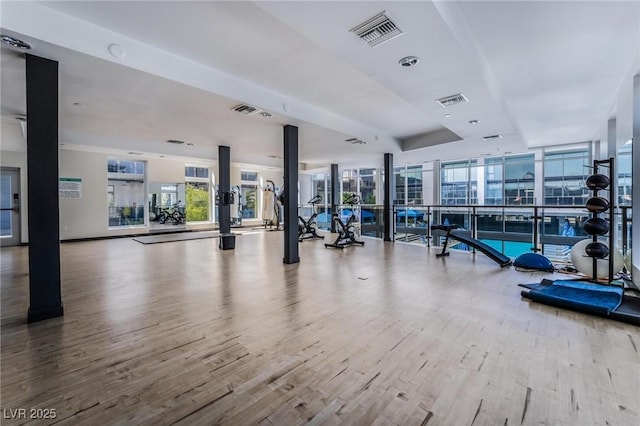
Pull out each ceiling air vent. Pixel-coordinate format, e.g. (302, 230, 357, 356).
(232, 104, 262, 116)
(482, 134, 503, 141)
(351, 11, 403, 48)
(436, 93, 468, 108)
(346, 138, 366, 145)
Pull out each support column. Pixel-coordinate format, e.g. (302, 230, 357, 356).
(330, 164, 339, 233)
(383, 153, 394, 241)
(283, 125, 299, 264)
(632, 74, 640, 283)
(26, 54, 63, 323)
(218, 146, 231, 235)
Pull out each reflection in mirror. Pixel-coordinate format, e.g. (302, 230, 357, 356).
(148, 182, 186, 232)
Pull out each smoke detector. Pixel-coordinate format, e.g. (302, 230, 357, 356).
(436, 93, 468, 108)
(351, 11, 403, 48)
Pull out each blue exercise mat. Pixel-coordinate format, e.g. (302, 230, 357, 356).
(520, 280, 640, 325)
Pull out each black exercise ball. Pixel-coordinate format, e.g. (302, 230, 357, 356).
(583, 217, 609, 235)
(585, 242, 609, 259)
(585, 174, 610, 190)
(585, 196, 610, 213)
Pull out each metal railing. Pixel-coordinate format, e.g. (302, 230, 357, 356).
(297, 202, 631, 262)
(393, 204, 632, 262)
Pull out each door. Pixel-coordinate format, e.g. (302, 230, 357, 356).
(0, 168, 21, 247)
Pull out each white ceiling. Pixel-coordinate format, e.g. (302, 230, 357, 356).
(1, 1, 638, 170)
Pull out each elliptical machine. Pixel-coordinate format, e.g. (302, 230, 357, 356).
(298, 195, 324, 242)
(325, 194, 365, 249)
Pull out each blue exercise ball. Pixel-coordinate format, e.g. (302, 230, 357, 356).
(585, 242, 609, 259)
(583, 217, 609, 235)
(585, 196, 609, 213)
(585, 174, 610, 190)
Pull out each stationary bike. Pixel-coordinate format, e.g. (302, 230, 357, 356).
(325, 194, 365, 249)
(298, 195, 324, 242)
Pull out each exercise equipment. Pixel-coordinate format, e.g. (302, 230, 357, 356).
(298, 195, 324, 242)
(262, 180, 281, 230)
(158, 202, 185, 225)
(585, 173, 610, 190)
(585, 242, 609, 259)
(325, 194, 364, 249)
(583, 217, 609, 235)
(570, 238, 623, 280)
(585, 196, 609, 213)
(520, 279, 640, 326)
(513, 253, 554, 272)
(580, 158, 616, 283)
(230, 185, 242, 227)
(430, 224, 512, 267)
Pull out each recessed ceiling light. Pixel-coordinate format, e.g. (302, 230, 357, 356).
(73, 102, 82, 107)
(444, 114, 451, 118)
(482, 134, 502, 141)
(468, 120, 479, 125)
(398, 56, 419, 67)
(1, 35, 32, 50)
(167, 139, 185, 145)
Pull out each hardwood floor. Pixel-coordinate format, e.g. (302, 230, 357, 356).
(1, 231, 639, 425)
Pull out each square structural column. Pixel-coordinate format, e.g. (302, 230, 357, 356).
(383, 153, 395, 241)
(283, 125, 299, 264)
(218, 145, 231, 235)
(26, 54, 63, 322)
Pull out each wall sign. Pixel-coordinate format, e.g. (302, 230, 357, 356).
(59, 177, 82, 199)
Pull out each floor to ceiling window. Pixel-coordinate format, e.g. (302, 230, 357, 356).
(241, 171, 258, 219)
(441, 160, 477, 205)
(359, 168, 377, 204)
(394, 165, 423, 205)
(185, 166, 211, 222)
(504, 154, 535, 205)
(543, 147, 590, 205)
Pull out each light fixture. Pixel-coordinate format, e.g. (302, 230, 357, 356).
(468, 120, 479, 125)
(444, 114, 452, 118)
(259, 111, 272, 118)
(1, 35, 31, 50)
(398, 56, 419, 67)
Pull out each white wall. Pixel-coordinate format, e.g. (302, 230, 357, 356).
(59, 149, 220, 239)
(59, 150, 112, 239)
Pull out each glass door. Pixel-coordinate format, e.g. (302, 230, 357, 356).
(1, 168, 21, 246)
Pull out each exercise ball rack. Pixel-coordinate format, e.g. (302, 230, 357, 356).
(584, 157, 615, 283)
